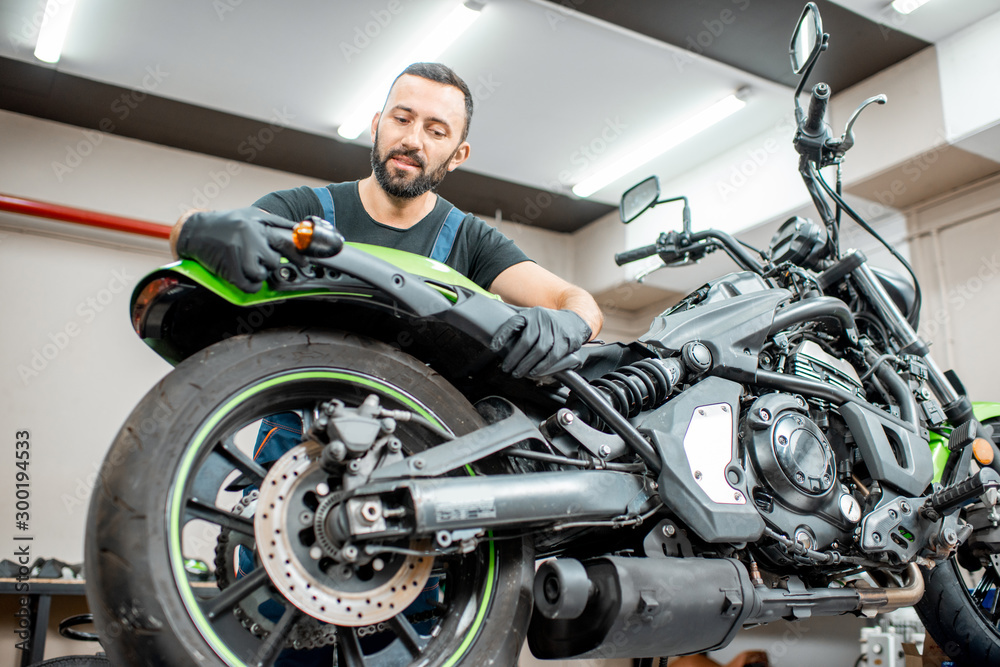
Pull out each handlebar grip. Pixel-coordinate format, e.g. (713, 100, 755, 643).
(803, 82, 830, 136)
(615, 243, 659, 266)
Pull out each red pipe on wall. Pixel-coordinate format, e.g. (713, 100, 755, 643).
(0, 193, 171, 240)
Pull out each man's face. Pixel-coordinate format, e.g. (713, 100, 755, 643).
(370, 74, 470, 199)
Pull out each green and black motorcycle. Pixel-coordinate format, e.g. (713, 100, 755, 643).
(86, 4, 1000, 666)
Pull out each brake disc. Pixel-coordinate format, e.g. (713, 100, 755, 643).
(255, 442, 435, 627)
(215, 491, 339, 649)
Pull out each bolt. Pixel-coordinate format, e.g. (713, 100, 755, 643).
(277, 266, 294, 281)
(872, 532, 882, 544)
(900, 501, 911, 514)
(310, 546, 323, 560)
(387, 438, 402, 454)
(694, 470, 703, 480)
(372, 558, 385, 572)
(722, 405, 729, 413)
(663, 524, 676, 537)
(598, 444, 611, 458)
(300, 511, 313, 525)
(734, 491, 743, 502)
(558, 410, 575, 426)
(778, 435, 788, 446)
(759, 409, 771, 422)
(822, 474, 831, 485)
(380, 418, 397, 434)
(796, 396, 807, 408)
(413, 458, 425, 470)
(698, 408, 706, 416)
(944, 529, 958, 546)
(888, 509, 898, 520)
(316, 482, 330, 497)
(347, 460, 361, 474)
(795, 471, 805, 483)
(341, 545, 359, 562)
(360, 500, 381, 523)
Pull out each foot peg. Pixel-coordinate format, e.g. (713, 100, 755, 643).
(924, 468, 1000, 520)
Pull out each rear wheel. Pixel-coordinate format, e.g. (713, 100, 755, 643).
(916, 418, 1000, 666)
(85, 329, 532, 667)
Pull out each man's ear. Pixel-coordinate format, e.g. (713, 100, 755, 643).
(370, 112, 381, 143)
(447, 141, 471, 172)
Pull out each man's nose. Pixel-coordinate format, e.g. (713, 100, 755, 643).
(399, 124, 423, 151)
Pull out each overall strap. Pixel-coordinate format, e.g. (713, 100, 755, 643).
(431, 207, 465, 263)
(312, 186, 336, 223)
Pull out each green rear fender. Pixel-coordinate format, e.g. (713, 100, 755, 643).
(130, 242, 499, 311)
(930, 402, 1000, 483)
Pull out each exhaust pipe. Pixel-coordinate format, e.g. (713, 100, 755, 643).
(528, 557, 755, 660)
(529, 557, 927, 660)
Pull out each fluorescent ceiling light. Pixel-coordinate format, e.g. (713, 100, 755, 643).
(337, 1, 484, 140)
(34, 0, 79, 63)
(572, 89, 749, 199)
(891, 0, 933, 15)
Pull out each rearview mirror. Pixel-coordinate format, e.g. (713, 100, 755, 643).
(790, 3, 823, 75)
(620, 176, 660, 224)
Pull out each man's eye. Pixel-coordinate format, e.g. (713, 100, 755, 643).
(430, 129, 446, 138)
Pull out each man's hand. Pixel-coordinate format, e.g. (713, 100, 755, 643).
(490, 307, 592, 379)
(175, 207, 308, 292)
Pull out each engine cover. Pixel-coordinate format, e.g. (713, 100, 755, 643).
(749, 396, 836, 511)
(742, 393, 859, 554)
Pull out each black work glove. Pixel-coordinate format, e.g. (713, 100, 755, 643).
(175, 207, 308, 292)
(490, 307, 592, 379)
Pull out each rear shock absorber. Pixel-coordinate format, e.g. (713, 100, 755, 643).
(571, 356, 686, 429)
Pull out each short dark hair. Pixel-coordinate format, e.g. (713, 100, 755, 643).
(387, 62, 474, 142)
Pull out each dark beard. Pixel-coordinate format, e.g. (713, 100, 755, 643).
(371, 133, 454, 199)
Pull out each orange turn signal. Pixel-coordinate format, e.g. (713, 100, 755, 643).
(293, 220, 314, 251)
(973, 437, 995, 466)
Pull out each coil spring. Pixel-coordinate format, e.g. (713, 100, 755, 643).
(588, 357, 683, 422)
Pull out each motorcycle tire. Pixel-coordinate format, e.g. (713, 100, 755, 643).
(84, 328, 533, 667)
(915, 418, 1000, 667)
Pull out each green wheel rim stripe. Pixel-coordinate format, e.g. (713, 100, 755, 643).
(167, 369, 496, 667)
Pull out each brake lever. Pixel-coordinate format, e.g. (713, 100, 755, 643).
(635, 262, 666, 283)
(828, 94, 887, 158)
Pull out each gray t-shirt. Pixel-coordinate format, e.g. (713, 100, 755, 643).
(254, 181, 530, 290)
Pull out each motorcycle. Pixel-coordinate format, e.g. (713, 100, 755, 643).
(86, 4, 1000, 666)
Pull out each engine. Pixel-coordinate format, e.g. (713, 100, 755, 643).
(741, 391, 861, 567)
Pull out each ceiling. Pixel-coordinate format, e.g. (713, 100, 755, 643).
(1, 0, 995, 232)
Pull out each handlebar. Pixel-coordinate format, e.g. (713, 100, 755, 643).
(802, 82, 830, 137)
(614, 243, 659, 266)
(615, 229, 765, 274)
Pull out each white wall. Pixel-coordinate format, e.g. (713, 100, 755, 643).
(0, 108, 585, 567)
